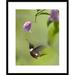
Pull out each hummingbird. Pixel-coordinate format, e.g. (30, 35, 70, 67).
(29, 43, 45, 59)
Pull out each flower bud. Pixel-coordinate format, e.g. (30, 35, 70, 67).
(23, 21, 32, 32)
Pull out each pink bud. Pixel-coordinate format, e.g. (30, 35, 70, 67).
(23, 21, 32, 32)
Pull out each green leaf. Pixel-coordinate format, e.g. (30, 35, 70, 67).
(31, 47, 59, 65)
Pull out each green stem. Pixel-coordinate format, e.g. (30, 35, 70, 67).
(53, 21, 59, 35)
(35, 10, 50, 22)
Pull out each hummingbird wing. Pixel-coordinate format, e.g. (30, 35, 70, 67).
(29, 43, 34, 49)
(33, 45, 44, 53)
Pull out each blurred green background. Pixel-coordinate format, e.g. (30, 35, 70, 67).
(16, 10, 59, 65)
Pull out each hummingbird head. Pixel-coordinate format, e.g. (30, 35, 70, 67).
(29, 43, 45, 59)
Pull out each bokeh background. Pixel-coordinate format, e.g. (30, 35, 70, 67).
(16, 9, 59, 65)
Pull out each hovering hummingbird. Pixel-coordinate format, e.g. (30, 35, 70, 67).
(29, 43, 46, 59)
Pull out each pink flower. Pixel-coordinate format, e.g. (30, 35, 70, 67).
(23, 21, 32, 32)
(49, 9, 59, 22)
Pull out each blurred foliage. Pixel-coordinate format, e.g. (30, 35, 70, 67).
(16, 10, 59, 65)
